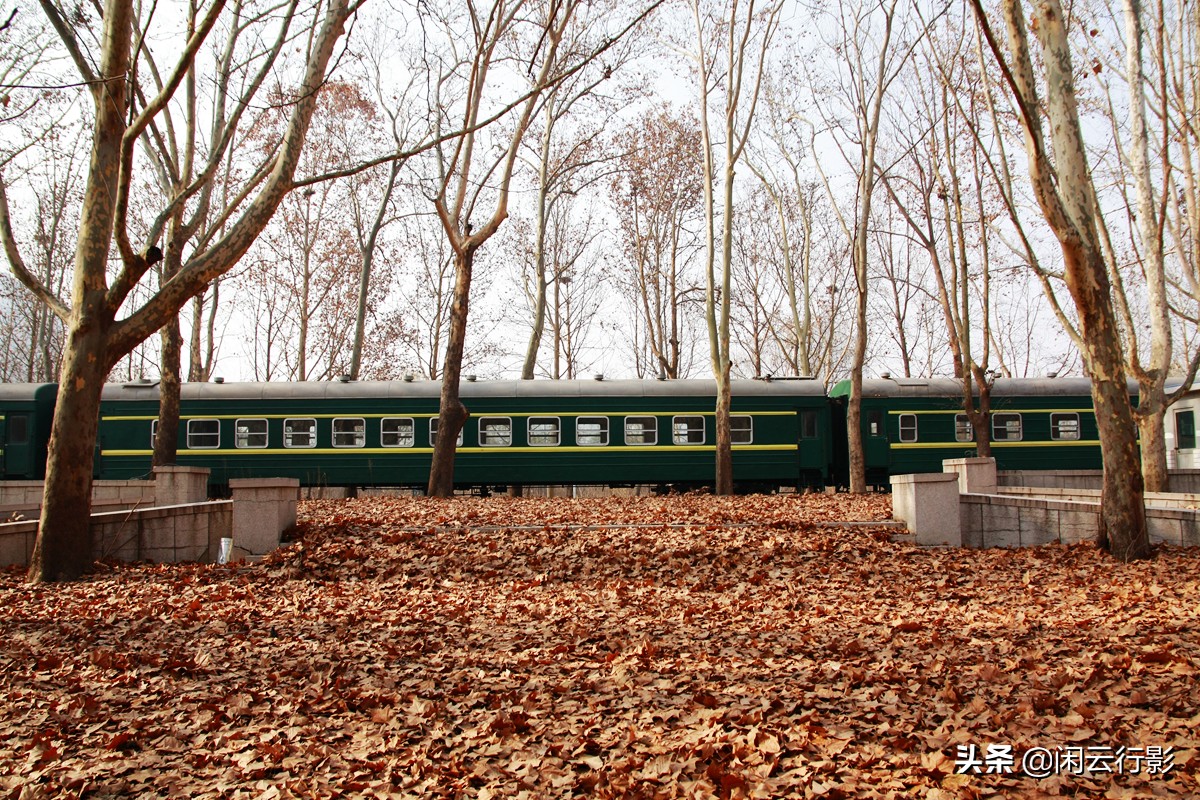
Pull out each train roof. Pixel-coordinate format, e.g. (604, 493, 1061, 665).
(0, 383, 59, 402)
(99, 377, 829, 402)
(831, 376, 1139, 398)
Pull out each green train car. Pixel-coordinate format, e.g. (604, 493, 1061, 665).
(0, 383, 57, 479)
(95, 377, 835, 491)
(830, 377, 1120, 486)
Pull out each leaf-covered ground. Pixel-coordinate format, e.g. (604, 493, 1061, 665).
(1, 495, 1197, 799)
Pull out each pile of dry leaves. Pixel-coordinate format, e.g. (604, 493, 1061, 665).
(1, 494, 1196, 798)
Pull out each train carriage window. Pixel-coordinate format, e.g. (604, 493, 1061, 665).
(187, 419, 220, 449)
(955, 414, 973, 442)
(992, 413, 1023, 442)
(672, 416, 705, 445)
(382, 418, 415, 447)
(799, 410, 819, 439)
(625, 416, 657, 445)
(867, 410, 885, 437)
(1177, 410, 1196, 449)
(577, 417, 609, 446)
(1051, 413, 1081, 441)
(731, 415, 753, 444)
(528, 417, 560, 446)
(236, 419, 268, 449)
(7, 415, 28, 444)
(284, 418, 317, 448)
(429, 419, 463, 447)
(898, 414, 918, 443)
(478, 417, 512, 447)
(150, 419, 158, 448)
(333, 417, 366, 448)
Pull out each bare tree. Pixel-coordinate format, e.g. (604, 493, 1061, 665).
(420, 0, 662, 496)
(613, 107, 705, 380)
(0, 0, 363, 581)
(879, 19, 1005, 453)
(686, 0, 783, 493)
(517, 17, 636, 379)
(969, 0, 1149, 558)
(810, 0, 916, 493)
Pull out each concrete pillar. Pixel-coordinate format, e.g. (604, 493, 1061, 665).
(890, 472, 962, 546)
(153, 466, 211, 506)
(943, 457, 997, 495)
(230, 478, 300, 556)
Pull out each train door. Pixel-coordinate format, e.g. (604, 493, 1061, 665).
(0, 416, 6, 477)
(3, 413, 31, 478)
(1176, 409, 1197, 469)
(864, 407, 889, 471)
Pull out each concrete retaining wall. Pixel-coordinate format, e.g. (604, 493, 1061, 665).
(0, 479, 157, 512)
(1000, 486, 1200, 510)
(0, 472, 299, 570)
(894, 458, 1200, 550)
(998, 469, 1200, 494)
(0, 502, 232, 569)
(961, 493, 1200, 548)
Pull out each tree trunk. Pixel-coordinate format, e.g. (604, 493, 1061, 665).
(153, 315, 183, 466)
(348, 249, 373, 380)
(188, 294, 205, 381)
(428, 248, 473, 497)
(1137, 399, 1169, 493)
(155, 243, 184, 466)
(1092, 371, 1148, 558)
(28, 325, 109, 582)
(714, 364, 733, 495)
(521, 266, 548, 380)
(846, 278, 869, 493)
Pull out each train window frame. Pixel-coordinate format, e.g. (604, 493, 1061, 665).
(955, 414, 973, 442)
(528, 417, 560, 447)
(381, 417, 415, 448)
(7, 414, 28, 444)
(867, 409, 885, 437)
(624, 416, 657, 446)
(992, 412, 1023, 442)
(898, 413, 918, 443)
(429, 418, 463, 447)
(799, 410, 819, 439)
(284, 417, 318, 448)
(187, 418, 221, 449)
(672, 415, 705, 445)
(235, 418, 268, 449)
(1050, 412, 1081, 441)
(478, 417, 513, 447)
(150, 419, 158, 449)
(332, 417, 366, 448)
(731, 415, 753, 444)
(1177, 410, 1196, 450)
(576, 416, 609, 446)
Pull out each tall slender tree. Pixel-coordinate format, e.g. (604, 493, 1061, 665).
(969, 0, 1149, 558)
(0, 0, 362, 581)
(688, 0, 783, 494)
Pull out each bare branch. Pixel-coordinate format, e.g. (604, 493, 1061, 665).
(0, 175, 69, 321)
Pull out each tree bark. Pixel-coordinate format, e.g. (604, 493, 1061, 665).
(714, 362, 733, 495)
(154, 244, 184, 467)
(27, 323, 109, 582)
(153, 316, 183, 466)
(846, 284, 868, 493)
(427, 248, 474, 497)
